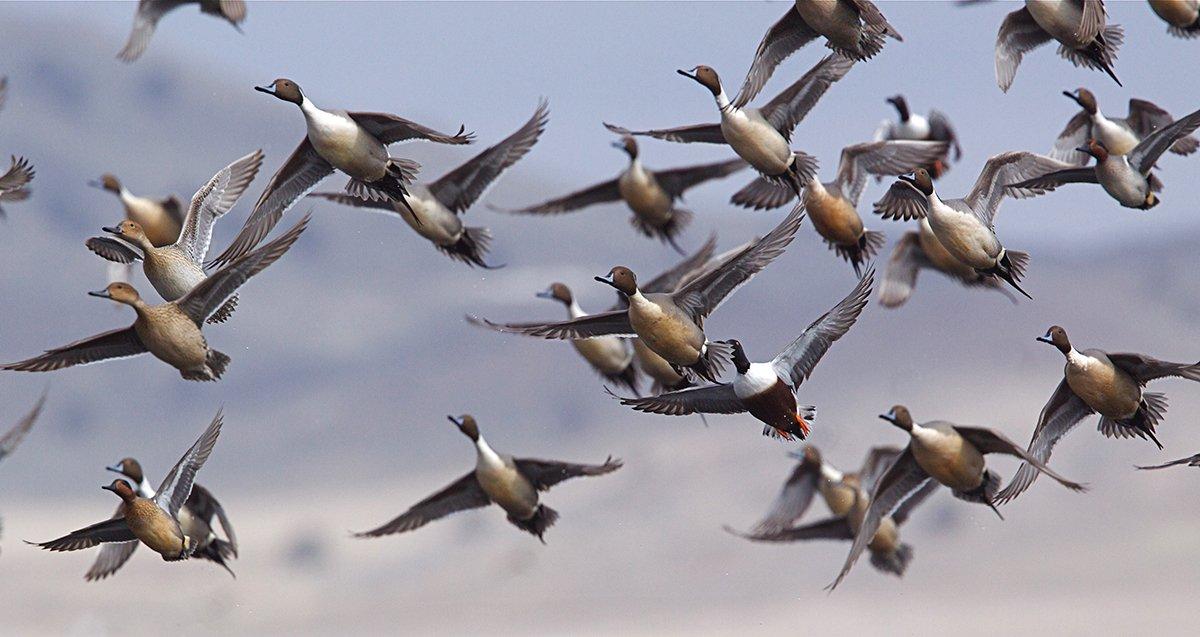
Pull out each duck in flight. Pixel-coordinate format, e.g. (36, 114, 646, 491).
(872, 95, 962, 178)
(994, 0, 1122, 92)
(118, 0, 246, 63)
(0, 156, 34, 219)
(1050, 88, 1198, 166)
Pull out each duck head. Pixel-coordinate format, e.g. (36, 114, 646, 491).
(879, 405, 914, 432)
(101, 479, 137, 502)
(1036, 325, 1071, 354)
(886, 95, 910, 122)
(536, 282, 573, 306)
(107, 457, 144, 484)
(255, 78, 304, 105)
(727, 339, 751, 374)
(1075, 139, 1109, 163)
(1063, 88, 1098, 115)
(88, 282, 141, 305)
(788, 444, 823, 468)
(898, 169, 934, 196)
(595, 266, 638, 296)
(677, 66, 722, 97)
(102, 219, 150, 246)
(448, 414, 480, 442)
(611, 135, 638, 160)
(88, 174, 122, 194)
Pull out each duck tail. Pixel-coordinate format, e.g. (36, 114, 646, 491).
(1058, 25, 1123, 86)
(205, 294, 239, 325)
(830, 230, 886, 277)
(508, 504, 559, 544)
(192, 539, 237, 579)
(952, 469, 1004, 520)
(687, 340, 733, 384)
(869, 543, 913, 577)
(630, 209, 692, 256)
(782, 152, 819, 198)
(607, 362, 642, 397)
(439, 226, 501, 269)
(1099, 392, 1167, 449)
(979, 249, 1032, 300)
(206, 349, 231, 380)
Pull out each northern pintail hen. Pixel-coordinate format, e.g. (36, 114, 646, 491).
(995, 0, 1123, 92)
(727, 445, 939, 578)
(1051, 88, 1198, 165)
(356, 415, 621, 542)
(873, 95, 962, 178)
(872, 153, 1062, 299)
(878, 218, 1017, 308)
(732, 139, 949, 275)
(85, 456, 237, 580)
(494, 133, 744, 252)
(85, 150, 263, 324)
(31, 411, 223, 564)
(1149, 0, 1200, 38)
(1138, 452, 1200, 470)
(610, 267, 873, 441)
(731, 1, 900, 107)
(118, 0, 246, 62)
(207, 78, 473, 269)
(606, 54, 856, 197)
(310, 101, 549, 268)
(472, 205, 805, 383)
(1010, 107, 1200, 210)
(3, 214, 309, 381)
(89, 174, 184, 247)
(0, 156, 34, 219)
(996, 326, 1200, 503)
(829, 405, 1085, 589)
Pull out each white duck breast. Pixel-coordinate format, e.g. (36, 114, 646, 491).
(722, 107, 793, 175)
(1065, 349, 1142, 418)
(925, 199, 1002, 269)
(909, 424, 985, 492)
(893, 115, 931, 140)
(1024, 0, 1089, 47)
(301, 100, 389, 181)
(474, 439, 538, 518)
(397, 183, 464, 245)
(734, 362, 783, 400)
(617, 161, 672, 223)
(567, 302, 633, 375)
(1090, 116, 1140, 156)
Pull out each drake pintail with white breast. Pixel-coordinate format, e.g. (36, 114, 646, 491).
(606, 54, 855, 197)
(873, 95, 962, 178)
(995, 0, 1123, 92)
(732, 139, 948, 275)
(207, 78, 473, 269)
(355, 415, 621, 543)
(828, 405, 1085, 590)
(86, 149, 263, 323)
(0, 156, 34, 219)
(118, 0, 246, 62)
(472, 205, 806, 383)
(3, 214, 309, 381)
(878, 218, 1017, 308)
(1148, 0, 1200, 38)
(996, 326, 1200, 503)
(1051, 88, 1198, 165)
(31, 411, 223, 565)
(610, 267, 873, 440)
(310, 101, 549, 268)
(493, 132, 744, 253)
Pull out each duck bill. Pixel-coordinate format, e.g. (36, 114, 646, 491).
(87, 180, 104, 190)
(593, 274, 617, 289)
(535, 289, 555, 300)
(87, 289, 113, 299)
(897, 174, 918, 187)
(102, 225, 122, 235)
(878, 413, 898, 424)
(676, 68, 699, 81)
(1062, 90, 1084, 106)
(105, 462, 124, 474)
(100, 484, 118, 493)
(446, 415, 463, 427)
(254, 84, 276, 96)
(1035, 335, 1053, 345)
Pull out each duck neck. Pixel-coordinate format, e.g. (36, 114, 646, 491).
(298, 96, 325, 121)
(714, 88, 731, 112)
(138, 477, 157, 499)
(474, 435, 502, 467)
(820, 463, 844, 483)
(567, 300, 587, 320)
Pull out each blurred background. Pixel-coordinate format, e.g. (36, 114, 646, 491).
(1, 1, 1198, 634)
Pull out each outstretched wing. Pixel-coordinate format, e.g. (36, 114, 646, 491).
(994, 7, 1052, 92)
(3, 327, 147, 373)
(353, 472, 490, 538)
(0, 392, 46, 462)
(513, 456, 623, 491)
(31, 517, 136, 552)
(873, 179, 928, 221)
(117, 0, 185, 62)
(771, 267, 873, 388)
(652, 159, 748, 200)
(758, 54, 856, 141)
(954, 425, 1086, 491)
(730, 9, 819, 109)
(153, 410, 224, 519)
(608, 384, 744, 417)
(491, 178, 620, 215)
(348, 112, 474, 146)
(466, 309, 634, 340)
(176, 149, 264, 265)
(1107, 352, 1200, 384)
(602, 122, 726, 145)
(1129, 107, 1200, 174)
(745, 458, 820, 535)
(996, 379, 1094, 504)
(837, 140, 950, 207)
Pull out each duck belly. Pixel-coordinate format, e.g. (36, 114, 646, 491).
(820, 481, 858, 518)
(1150, 0, 1199, 27)
(926, 206, 999, 270)
(632, 339, 684, 387)
(144, 253, 206, 301)
(618, 172, 673, 226)
(805, 189, 863, 246)
(136, 310, 209, 371)
(722, 112, 792, 176)
(1026, 0, 1089, 47)
(1093, 120, 1140, 157)
(308, 117, 389, 181)
(911, 430, 985, 492)
(127, 501, 186, 557)
(1066, 357, 1141, 419)
(572, 336, 632, 375)
(1096, 164, 1149, 208)
(794, 0, 861, 50)
(476, 463, 538, 519)
(628, 299, 703, 366)
(918, 220, 976, 276)
(403, 192, 463, 245)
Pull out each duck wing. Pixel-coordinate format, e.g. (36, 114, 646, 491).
(743, 457, 820, 535)
(0, 156, 34, 192)
(637, 233, 719, 297)
(153, 411, 223, 520)
(1107, 352, 1200, 383)
(466, 309, 635, 340)
(996, 379, 1094, 504)
(85, 538, 140, 581)
(85, 236, 143, 264)
(185, 484, 238, 554)
(307, 191, 398, 215)
(726, 517, 853, 543)
(858, 445, 903, 489)
(1137, 453, 1200, 470)
(353, 472, 490, 537)
(759, 54, 856, 141)
(490, 178, 620, 215)
(730, 8, 819, 109)
(117, 0, 186, 62)
(1127, 99, 1199, 157)
(953, 425, 1086, 491)
(0, 391, 45, 461)
(513, 456, 622, 491)
(771, 267, 873, 388)
(31, 517, 136, 552)
(994, 7, 1052, 92)
(606, 384, 744, 416)
(878, 231, 930, 308)
(837, 140, 950, 206)
(602, 122, 726, 145)
(2, 327, 147, 373)
(652, 158, 748, 200)
(964, 151, 1067, 228)
(348, 112, 474, 146)
(1129, 107, 1200, 174)
(890, 479, 941, 526)
(873, 179, 928, 221)
(928, 110, 962, 160)
(176, 149, 263, 265)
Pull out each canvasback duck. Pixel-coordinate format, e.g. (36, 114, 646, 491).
(310, 101, 549, 268)
(31, 411, 223, 563)
(727, 445, 939, 578)
(1051, 88, 1198, 165)
(873, 153, 1063, 299)
(118, 0, 246, 62)
(1010, 107, 1200, 209)
(85, 149, 263, 323)
(878, 218, 1017, 308)
(1138, 453, 1200, 470)
(207, 78, 473, 269)
(85, 457, 237, 580)
(1148, 0, 1200, 37)
(0, 156, 34, 218)
(494, 132, 744, 252)
(873, 95, 962, 178)
(606, 54, 855, 197)
(3, 214, 309, 381)
(89, 173, 184, 247)
(829, 405, 1085, 589)
(997, 326, 1200, 502)
(355, 415, 621, 542)
(732, 139, 949, 275)
(472, 204, 806, 383)
(732, 1, 900, 107)
(995, 0, 1123, 92)
(609, 267, 872, 440)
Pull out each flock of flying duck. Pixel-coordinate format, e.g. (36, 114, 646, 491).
(1, 0, 1199, 590)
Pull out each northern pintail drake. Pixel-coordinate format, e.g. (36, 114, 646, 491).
(355, 415, 621, 542)
(118, 0, 246, 62)
(494, 132, 744, 252)
(995, 0, 1123, 92)
(84, 456, 237, 580)
(31, 411, 223, 564)
(472, 205, 805, 383)
(873, 153, 1061, 299)
(3, 214, 309, 381)
(86, 150, 263, 324)
(732, 0, 900, 106)
(1138, 452, 1200, 470)
(732, 139, 949, 275)
(606, 54, 855, 196)
(1010, 107, 1200, 209)
(309, 101, 549, 268)
(90, 173, 184, 247)
(878, 218, 1017, 308)
(727, 445, 938, 578)
(1149, 0, 1200, 38)
(996, 326, 1200, 503)
(207, 78, 473, 269)
(829, 405, 1085, 590)
(873, 95, 962, 178)
(0, 156, 33, 219)
(1051, 88, 1198, 165)
(610, 267, 873, 441)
